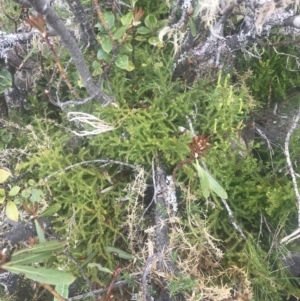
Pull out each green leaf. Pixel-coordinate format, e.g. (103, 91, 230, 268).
(8, 251, 53, 265)
(88, 263, 113, 274)
(105, 246, 134, 260)
(0, 188, 5, 203)
(97, 49, 111, 62)
(1, 132, 12, 143)
(134, 35, 147, 41)
(136, 26, 151, 35)
(0, 168, 10, 183)
(10, 240, 66, 257)
(6, 200, 18, 222)
(39, 203, 61, 217)
(193, 1, 202, 17)
(189, 17, 197, 37)
(92, 60, 102, 76)
(8, 186, 21, 197)
(92, 60, 101, 70)
(121, 12, 133, 26)
(144, 14, 157, 30)
(0, 70, 13, 94)
(79, 250, 98, 268)
(113, 26, 128, 40)
(115, 54, 129, 69)
(28, 179, 36, 186)
(193, 161, 210, 198)
(101, 38, 113, 54)
(148, 37, 163, 47)
(204, 169, 228, 199)
(2, 265, 76, 285)
(125, 61, 135, 72)
(35, 220, 46, 243)
(120, 43, 133, 53)
(54, 284, 69, 300)
(30, 188, 44, 203)
(104, 11, 115, 29)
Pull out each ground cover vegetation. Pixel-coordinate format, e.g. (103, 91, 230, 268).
(1, 0, 300, 301)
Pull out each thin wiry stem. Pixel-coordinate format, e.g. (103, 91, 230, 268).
(284, 108, 300, 227)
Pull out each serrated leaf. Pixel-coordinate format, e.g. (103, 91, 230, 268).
(101, 38, 113, 54)
(105, 246, 134, 260)
(54, 284, 69, 300)
(136, 26, 151, 35)
(0, 188, 5, 203)
(115, 54, 129, 69)
(6, 200, 19, 222)
(8, 186, 21, 197)
(2, 265, 76, 285)
(121, 12, 133, 26)
(88, 263, 113, 274)
(113, 26, 128, 40)
(35, 220, 46, 243)
(29, 188, 43, 203)
(0, 168, 10, 183)
(144, 14, 157, 30)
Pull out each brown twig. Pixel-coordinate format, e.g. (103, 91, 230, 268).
(25, 15, 80, 99)
(172, 156, 194, 182)
(105, 267, 122, 301)
(41, 283, 66, 301)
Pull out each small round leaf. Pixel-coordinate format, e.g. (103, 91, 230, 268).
(115, 55, 129, 69)
(144, 15, 157, 30)
(137, 26, 151, 35)
(101, 38, 113, 54)
(0, 169, 11, 183)
(8, 186, 21, 197)
(6, 200, 19, 222)
(148, 37, 164, 47)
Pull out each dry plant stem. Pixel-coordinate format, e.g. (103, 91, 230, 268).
(93, 0, 114, 44)
(142, 254, 159, 301)
(65, 280, 128, 301)
(105, 267, 121, 301)
(280, 227, 300, 245)
(44, 159, 143, 182)
(284, 108, 300, 227)
(43, 35, 80, 99)
(41, 283, 66, 301)
(13, 0, 110, 104)
(137, 158, 157, 227)
(220, 198, 246, 239)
